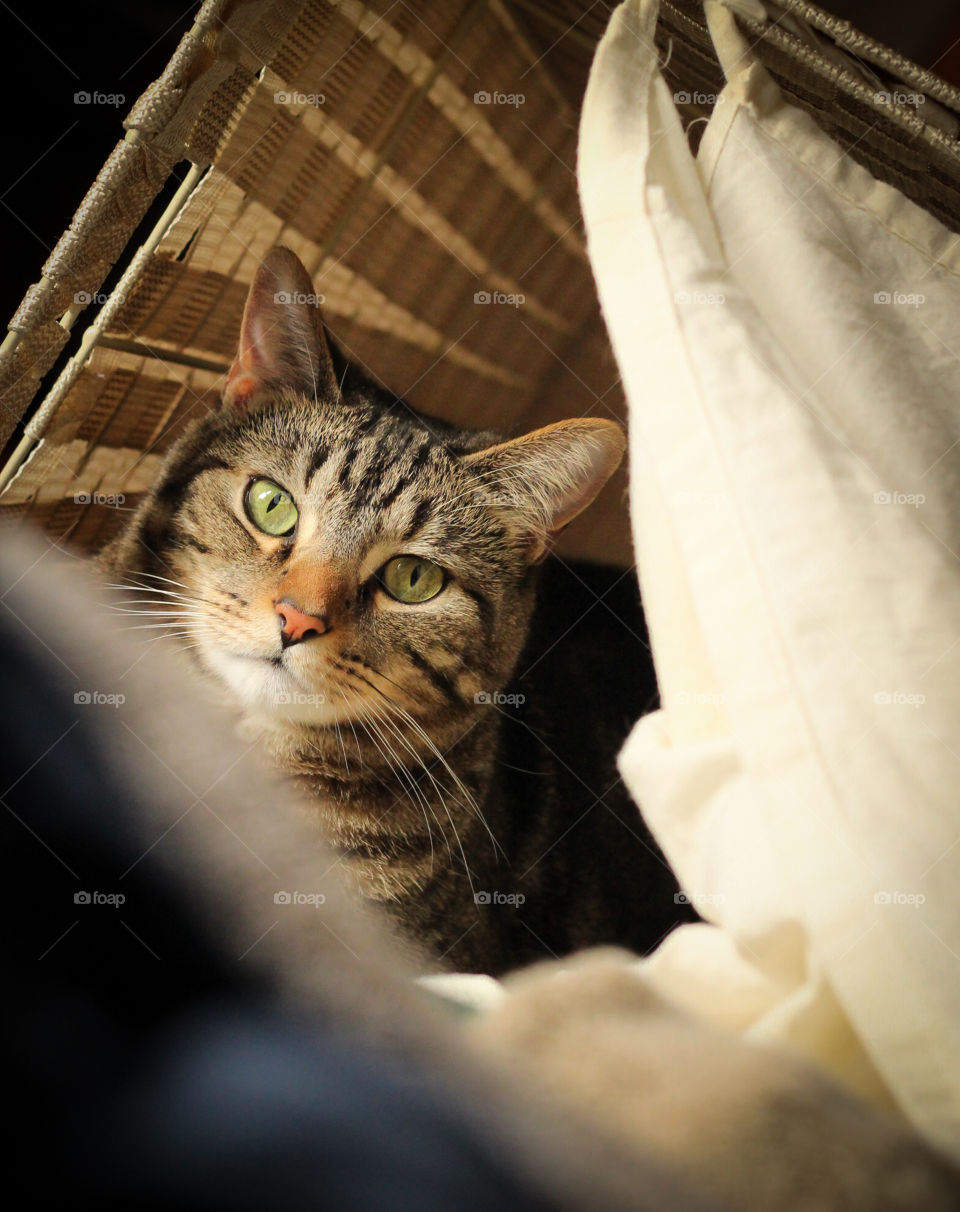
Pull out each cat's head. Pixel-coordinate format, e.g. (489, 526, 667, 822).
(105, 247, 625, 731)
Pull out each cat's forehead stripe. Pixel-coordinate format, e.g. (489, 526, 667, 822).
(328, 429, 436, 515)
(153, 397, 511, 582)
(306, 443, 329, 484)
(401, 499, 433, 543)
(157, 452, 231, 502)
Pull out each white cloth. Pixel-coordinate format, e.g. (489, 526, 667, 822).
(579, 0, 960, 1154)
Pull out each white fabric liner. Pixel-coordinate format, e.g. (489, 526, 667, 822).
(578, 0, 960, 1155)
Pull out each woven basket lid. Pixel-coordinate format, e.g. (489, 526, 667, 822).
(1, 0, 958, 565)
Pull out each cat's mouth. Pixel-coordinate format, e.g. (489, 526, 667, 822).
(201, 643, 346, 725)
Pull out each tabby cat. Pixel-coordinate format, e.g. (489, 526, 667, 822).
(101, 247, 688, 974)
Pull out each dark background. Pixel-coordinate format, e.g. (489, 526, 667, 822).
(2, 1, 195, 318)
(2, 0, 959, 336)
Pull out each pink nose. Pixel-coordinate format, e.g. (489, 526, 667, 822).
(274, 598, 328, 647)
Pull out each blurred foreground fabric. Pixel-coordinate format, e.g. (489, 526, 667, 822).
(580, 0, 960, 1156)
(0, 545, 561, 1212)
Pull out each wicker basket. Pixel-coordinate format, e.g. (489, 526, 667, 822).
(2, 0, 959, 566)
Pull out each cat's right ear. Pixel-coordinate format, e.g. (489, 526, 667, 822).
(463, 418, 626, 562)
(222, 247, 338, 411)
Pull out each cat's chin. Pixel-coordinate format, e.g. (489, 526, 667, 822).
(200, 644, 341, 727)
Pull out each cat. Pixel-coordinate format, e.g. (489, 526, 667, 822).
(8, 535, 959, 1212)
(99, 246, 691, 975)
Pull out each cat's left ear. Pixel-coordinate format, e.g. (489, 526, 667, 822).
(463, 418, 626, 561)
(223, 247, 338, 411)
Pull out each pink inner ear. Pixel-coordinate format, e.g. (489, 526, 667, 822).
(223, 366, 261, 411)
(222, 247, 338, 409)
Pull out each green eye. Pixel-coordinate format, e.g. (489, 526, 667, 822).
(380, 555, 445, 604)
(245, 478, 298, 537)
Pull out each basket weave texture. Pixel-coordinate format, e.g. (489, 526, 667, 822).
(2, 0, 958, 566)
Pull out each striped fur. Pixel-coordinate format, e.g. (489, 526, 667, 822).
(100, 247, 684, 973)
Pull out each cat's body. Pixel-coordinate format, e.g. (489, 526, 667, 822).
(9, 535, 959, 1212)
(256, 559, 682, 973)
(101, 247, 687, 974)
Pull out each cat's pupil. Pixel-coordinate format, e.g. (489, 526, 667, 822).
(266, 494, 282, 513)
(410, 565, 421, 586)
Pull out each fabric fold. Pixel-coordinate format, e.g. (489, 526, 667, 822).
(580, 0, 960, 1153)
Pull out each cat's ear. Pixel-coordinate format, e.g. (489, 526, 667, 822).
(463, 418, 626, 560)
(222, 247, 338, 411)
